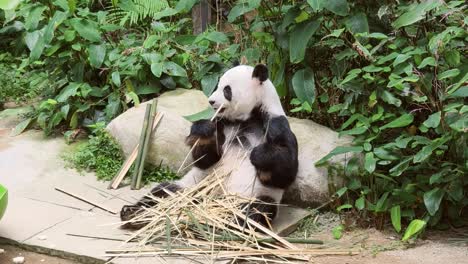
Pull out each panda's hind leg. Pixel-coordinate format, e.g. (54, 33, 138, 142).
(240, 195, 278, 229)
(120, 182, 182, 229)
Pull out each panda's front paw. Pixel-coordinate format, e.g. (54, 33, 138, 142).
(120, 205, 148, 230)
(250, 144, 270, 170)
(190, 119, 216, 137)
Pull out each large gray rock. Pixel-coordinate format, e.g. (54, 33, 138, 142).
(107, 89, 353, 206)
(106, 89, 210, 173)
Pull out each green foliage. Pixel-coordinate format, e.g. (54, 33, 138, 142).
(0, 53, 48, 106)
(0, 0, 231, 135)
(2, 0, 467, 234)
(402, 219, 426, 241)
(64, 124, 125, 181)
(64, 123, 178, 183)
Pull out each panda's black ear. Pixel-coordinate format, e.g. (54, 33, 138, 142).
(232, 60, 240, 67)
(252, 64, 268, 83)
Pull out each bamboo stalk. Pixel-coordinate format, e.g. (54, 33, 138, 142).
(131, 104, 152, 189)
(55, 187, 117, 214)
(108, 112, 164, 189)
(135, 99, 158, 189)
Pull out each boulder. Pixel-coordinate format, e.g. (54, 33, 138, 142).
(107, 89, 352, 206)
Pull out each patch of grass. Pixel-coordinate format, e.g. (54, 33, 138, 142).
(64, 129, 179, 184)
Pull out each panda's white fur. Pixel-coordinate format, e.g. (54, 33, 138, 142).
(208, 65, 285, 120)
(176, 65, 286, 203)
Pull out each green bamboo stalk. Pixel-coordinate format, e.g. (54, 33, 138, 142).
(135, 99, 158, 189)
(131, 104, 152, 190)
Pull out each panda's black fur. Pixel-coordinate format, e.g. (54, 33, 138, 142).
(121, 64, 299, 230)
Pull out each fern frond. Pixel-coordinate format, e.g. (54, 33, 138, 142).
(108, 0, 169, 26)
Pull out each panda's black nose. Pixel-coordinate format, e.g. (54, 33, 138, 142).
(209, 100, 215, 106)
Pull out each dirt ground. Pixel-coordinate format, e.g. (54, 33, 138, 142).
(0, 245, 81, 264)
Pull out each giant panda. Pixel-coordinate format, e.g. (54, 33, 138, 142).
(120, 64, 299, 229)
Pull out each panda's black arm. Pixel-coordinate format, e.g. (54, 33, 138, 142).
(185, 119, 225, 170)
(250, 116, 299, 188)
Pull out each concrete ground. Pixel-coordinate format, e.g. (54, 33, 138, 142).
(0, 107, 467, 264)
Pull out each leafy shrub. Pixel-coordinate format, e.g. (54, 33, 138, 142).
(0, 53, 48, 106)
(216, 0, 467, 231)
(64, 122, 178, 183)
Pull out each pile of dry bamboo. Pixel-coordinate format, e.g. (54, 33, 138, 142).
(108, 168, 358, 262)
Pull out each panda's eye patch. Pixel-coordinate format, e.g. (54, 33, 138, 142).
(223, 85, 232, 101)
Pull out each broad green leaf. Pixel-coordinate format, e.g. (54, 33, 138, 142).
(25, 5, 46, 31)
(392, 0, 442, 29)
(204, 31, 228, 44)
(126, 91, 140, 106)
(377, 52, 398, 65)
(323, 28, 345, 39)
(391, 205, 401, 233)
(362, 65, 383, 73)
(393, 54, 411, 66)
(44, 13, 67, 43)
(0, 0, 21, 10)
(335, 187, 348, 198)
(151, 62, 163, 77)
(438, 69, 460, 80)
(10, 118, 32, 136)
(413, 136, 451, 163)
(69, 18, 101, 42)
(289, 20, 320, 63)
(367, 32, 388, 39)
(50, 112, 64, 127)
(70, 112, 79, 129)
(25, 30, 45, 61)
(61, 104, 70, 119)
(375, 192, 389, 212)
(227, 0, 261, 22)
(307, 0, 325, 11)
(340, 71, 360, 85)
(345, 12, 368, 34)
(355, 196, 365, 210)
(424, 188, 444, 216)
(292, 68, 315, 106)
(163, 61, 187, 77)
(389, 157, 411, 176)
(337, 204, 352, 212)
(380, 90, 402, 107)
(423, 111, 441, 128)
(316, 146, 363, 166)
(56, 83, 81, 102)
(183, 107, 215, 122)
(380, 114, 413, 130)
(201, 74, 219, 96)
(418, 57, 436, 69)
(143, 35, 158, 48)
(324, 0, 349, 16)
(174, 0, 197, 13)
(332, 225, 344, 239)
(88, 44, 106, 68)
(444, 50, 460, 67)
(402, 219, 426, 241)
(68, 0, 76, 13)
(339, 126, 367, 136)
(105, 93, 121, 120)
(364, 152, 376, 173)
(111, 71, 121, 87)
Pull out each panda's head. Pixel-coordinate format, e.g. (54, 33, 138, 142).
(208, 64, 284, 121)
